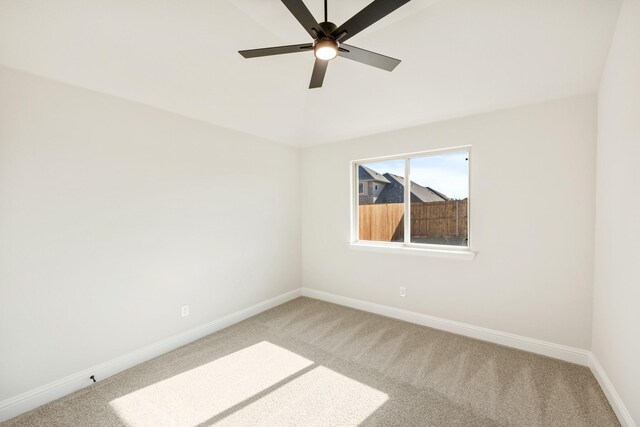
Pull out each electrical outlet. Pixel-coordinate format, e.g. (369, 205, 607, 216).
(181, 305, 190, 317)
(399, 287, 406, 297)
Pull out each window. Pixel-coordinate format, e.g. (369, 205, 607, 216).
(358, 183, 364, 194)
(353, 148, 470, 250)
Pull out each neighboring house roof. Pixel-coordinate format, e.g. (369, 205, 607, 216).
(375, 173, 449, 203)
(358, 165, 391, 183)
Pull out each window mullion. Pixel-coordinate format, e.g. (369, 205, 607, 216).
(353, 162, 359, 242)
(404, 157, 410, 245)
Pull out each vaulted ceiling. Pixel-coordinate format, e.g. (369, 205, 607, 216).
(0, 0, 621, 146)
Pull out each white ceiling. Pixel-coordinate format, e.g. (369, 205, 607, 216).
(0, 0, 621, 146)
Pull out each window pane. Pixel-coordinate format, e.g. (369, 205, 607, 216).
(409, 151, 469, 246)
(357, 159, 404, 242)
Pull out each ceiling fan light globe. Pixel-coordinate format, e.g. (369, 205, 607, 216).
(315, 47, 337, 60)
(314, 38, 338, 61)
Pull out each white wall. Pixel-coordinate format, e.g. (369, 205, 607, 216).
(592, 0, 640, 423)
(301, 95, 596, 350)
(0, 66, 300, 401)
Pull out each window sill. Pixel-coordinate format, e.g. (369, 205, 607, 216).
(348, 242, 476, 260)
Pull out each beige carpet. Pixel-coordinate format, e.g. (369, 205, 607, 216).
(3, 297, 619, 426)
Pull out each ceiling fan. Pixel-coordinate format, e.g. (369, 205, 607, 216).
(238, 0, 411, 89)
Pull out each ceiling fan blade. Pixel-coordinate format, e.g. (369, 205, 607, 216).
(281, 0, 323, 39)
(339, 44, 401, 71)
(331, 0, 411, 43)
(239, 43, 313, 58)
(309, 59, 328, 89)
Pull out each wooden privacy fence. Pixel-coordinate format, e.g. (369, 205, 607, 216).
(358, 203, 404, 242)
(358, 199, 468, 242)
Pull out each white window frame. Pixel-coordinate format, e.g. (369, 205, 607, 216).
(350, 146, 475, 260)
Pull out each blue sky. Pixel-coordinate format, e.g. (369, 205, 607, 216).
(362, 151, 469, 199)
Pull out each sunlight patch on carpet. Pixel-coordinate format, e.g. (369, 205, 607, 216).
(109, 341, 312, 426)
(214, 366, 389, 426)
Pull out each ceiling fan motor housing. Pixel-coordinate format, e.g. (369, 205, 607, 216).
(314, 22, 339, 61)
(318, 21, 337, 36)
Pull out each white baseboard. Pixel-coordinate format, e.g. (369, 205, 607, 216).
(300, 288, 638, 426)
(0, 288, 301, 423)
(589, 353, 637, 427)
(300, 287, 590, 366)
(3, 287, 633, 427)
